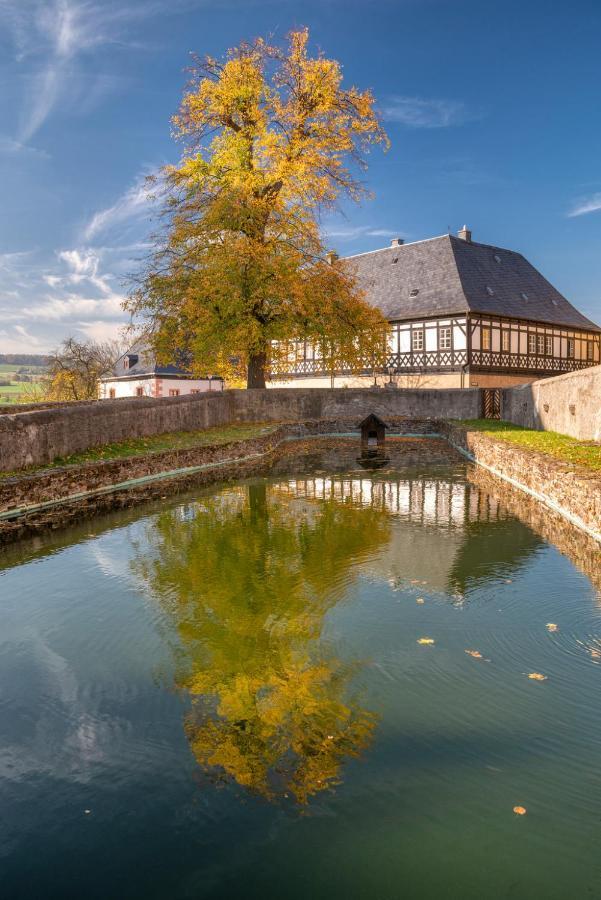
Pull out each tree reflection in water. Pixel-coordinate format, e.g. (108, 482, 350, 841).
(134, 482, 389, 804)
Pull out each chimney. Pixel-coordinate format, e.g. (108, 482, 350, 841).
(325, 251, 339, 265)
(390, 237, 404, 247)
(457, 225, 472, 243)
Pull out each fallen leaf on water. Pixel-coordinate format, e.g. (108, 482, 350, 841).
(417, 637, 435, 645)
(546, 623, 559, 633)
(465, 649, 484, 659)
(416, 598, 425, 605)
(513, 806, 527, 816)
(527, 672, 548, 681)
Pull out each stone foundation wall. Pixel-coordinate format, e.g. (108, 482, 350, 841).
(0, 388, 480, 471)
(502, 365, 601, 441)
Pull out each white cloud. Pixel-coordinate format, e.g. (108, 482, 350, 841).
(0, 136, 50, 158)
(567, 193, 601, 218)
(84, 174, 154, 241)
(383, 96, 473, 128)
(0, 0, 146, 142)
(0, 241, 135, 351)
(323, 225, 403, 242)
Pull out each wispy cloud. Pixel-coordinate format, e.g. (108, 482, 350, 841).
(323, 225, 403, 242)
(567, 192, 601, 218)
(0, 136, 50, 158)
(0, 0, 173, 142)
(83, 172, 155, 241)
(0, 241, 134, 351)
(383, 96, 474, 128)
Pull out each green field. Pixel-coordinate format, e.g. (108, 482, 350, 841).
(0, 365, 46, 404)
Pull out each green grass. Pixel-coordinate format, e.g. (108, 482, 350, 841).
(0, 422, 277, 478)
(455, 419, 601, 472)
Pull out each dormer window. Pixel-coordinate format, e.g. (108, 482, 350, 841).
(124, 353, 138, 370)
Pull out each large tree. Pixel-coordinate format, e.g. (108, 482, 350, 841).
(127, 29, 389, 388)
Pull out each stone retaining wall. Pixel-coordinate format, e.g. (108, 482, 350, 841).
(0, 388, 480, 471)
(502, 365, 601, 442)
(0, 434, 457, 545)
(0, 417, 440, 514)
(442, 422, 601, 542)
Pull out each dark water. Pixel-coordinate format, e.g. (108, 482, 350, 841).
(1, 450, 601, 899)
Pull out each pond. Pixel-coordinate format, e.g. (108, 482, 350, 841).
(1, 444, 601, 899)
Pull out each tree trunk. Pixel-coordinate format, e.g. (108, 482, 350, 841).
(247, 351, 267, 389)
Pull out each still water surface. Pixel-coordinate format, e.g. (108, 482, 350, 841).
(1, 451, 601, 899)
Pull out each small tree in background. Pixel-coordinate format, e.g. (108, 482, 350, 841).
(127, 28, 389, 388)
(43, 337, 123, 401)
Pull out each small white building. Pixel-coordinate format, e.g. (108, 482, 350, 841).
(98, 346, 223, 399)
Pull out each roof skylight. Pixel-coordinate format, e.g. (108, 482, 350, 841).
(494, 254, 502, 263)
(486, 286, 494, 296)
(521, 292, 529, 301)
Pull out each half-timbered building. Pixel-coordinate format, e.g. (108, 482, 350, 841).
(269, 227, 600, 389)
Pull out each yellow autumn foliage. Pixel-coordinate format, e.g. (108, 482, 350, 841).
(126, 29, 389, 387)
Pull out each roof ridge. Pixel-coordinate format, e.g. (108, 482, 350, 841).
(342, 234, 450, 260)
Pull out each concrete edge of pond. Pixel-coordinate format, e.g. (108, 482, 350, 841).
(1, 422, 600, 547)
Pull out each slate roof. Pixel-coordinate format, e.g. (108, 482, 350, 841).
(345, 234, 600, 332)
(101, 341, 221, 381)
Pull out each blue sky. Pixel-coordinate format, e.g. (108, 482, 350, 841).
(1, 0, 600, 353)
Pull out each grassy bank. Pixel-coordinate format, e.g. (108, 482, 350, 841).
(456, 419, 601, 472)
(1, 423, 276, 478)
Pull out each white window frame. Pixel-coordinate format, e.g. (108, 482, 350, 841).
(528, 333, 537, 354)
(567, 338, 575, 359)
(545, 335, 553, 356)
(501, 330, 510, 352)
(481, 327, 491, 351)
(439, 327, 452, 350)
(412, 329, 424, 352)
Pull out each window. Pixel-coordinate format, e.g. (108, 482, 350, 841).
(412, 329, 424, 351)
(567, 338, 575, 359)
(439, 327, 452, 350)
(501, 330, 510, 352)
(109, 388, 116, 399)
(545, 335, 553, 356)
(528, 333, 537, 354)
(481, 328, 491, 351)
(536, 334, 545, 355)
(587, 342, 594, 361)
(169, 388, 180, 397)
(136, 386, 144, 397)
(190, 389, 201, 394)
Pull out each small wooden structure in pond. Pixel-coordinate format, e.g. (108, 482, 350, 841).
(359, 413, 388, 449)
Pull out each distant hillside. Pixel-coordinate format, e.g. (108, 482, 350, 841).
(0, 354, 50, 367)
